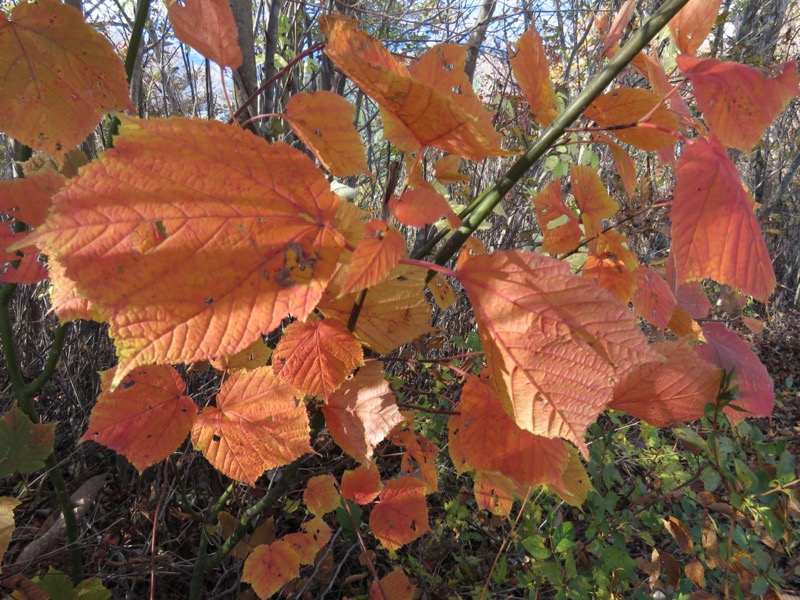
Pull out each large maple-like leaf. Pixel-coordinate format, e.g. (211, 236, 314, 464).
(192, 366, 311, 485)
(532, 181, 582, 254)
(322, 17, 507, 161)
(342, 221, 406, 295)
(610, 340, 721, 426)
(0, 404, 55, 477)
(457, 251, 658, 453)
(697, 322, 774, 425)
(242, 539, 301, 599)
(322, 362, 405, 463)
(167, 0, 243, 69)
(0, 0, 133, 159)
(272, 318, 363, 398)
(672, 137, 775, 302)
(510, 25, 560, 127)
(669, 0, 723, 55)
(369, 478, 430, 550)
(678, 57, 799, 152)
(26, 117, 344, 387)
(584, 88, 678, 151)
(82, 366, 196, 472)
(284, 91, 369, 177)
(458, 376, 570, 488)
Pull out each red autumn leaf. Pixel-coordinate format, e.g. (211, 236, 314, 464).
(369, 478, 430, 550)
(82, 366, 197, 473)
(320, 265, 433, 354)
(394, 430, 440, 494)
(631, 266, 677, 329)
(697, 322, 774, 425)
(584, 88, 678, 151)
(603, 0, 636, 56)
(0, 230, 48, 284)
(0, 172, 63, 228)
(167, 0, 242, 69)
(210, 338, 271, 372)
(322, 362, 405, 463)
(474, 471, 517, 517)
(341, 465, 383, 504)
(370, 569, 416, 600)
(322, 17, 507, 161)
(610, 340, 721, 426)
(45, 256, 98, 323)
(272, 318, 363, 399)
(433, 155, 470, 184)
(509, 25, 559, 127)
(459, 376, 571, 488)
(25, 117, 344, 387)
(342, 222, 406, 295)
(669, 0, 723, 55)
(282, 517, 332, 565)
(676, 283, 711, 319)
(303, 474, 340, 516)
(583, 252, 636, 302)
(389, 188, 451, 228)
(532, 181, 582, 254)
(447, 412, 468, 474)
(457, 251, 658, 453)
(242, 539, 300, 599)
(641, 51, 693, 124)
(0, 0, 132, 160)
(595, 133, 637, 198)
(570, 165, 618, 247)
(678, 56, 799, 152)
(192, 366, 311, 485)
(284, 91, 370, 177)
(672, 137, 776, 302)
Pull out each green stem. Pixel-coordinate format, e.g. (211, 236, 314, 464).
(412, 0, 691, 268)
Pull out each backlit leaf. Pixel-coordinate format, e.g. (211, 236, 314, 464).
(167, 0, 243, 69)
(342, 222, 406, 295)
(532, 181, 582, 254)
(369, 569, 416, 600)
(510, 25, 559, 127)
(0, 0, 132, 159)
(0, 172, 63, 228)
(583, 252, 636, 303)
(395, 430, 440, 494)
(272, 318, 363, 399)
(595, 133, 636, 198)
(584, 88, 678, 151)
(284, 91, 370, 177)
(570, 165, 618, 244)
(458, 251, 658, 453)
(672, 137, 775, 302)
(322, 362, 405, 463)
(46, 256, 99, 323)
(428, 273, 457, 311)
(303, 474, 340, 516)
(341, 465, 383, 504)
(610, 340, 721, 426)
(389, 188, 451, 228)
(27, 117, 344, 387)
(433, 155, 469, 184)
(631, 266, 677, 329)
(0, 404, 55, 477)
(82, 366, 196, 472)
(697, 322, 774, 425)
(669, 0, 723, 55)
(192, 366, 310, 485)
(678, 57, 799, 152)
(474, 471, 517, 516)
(369, 478, 430, 550)
(546, 446, 593, 506)
(322, 17, 507, 161)
(242, 539, 300, 599)
(210, 338, 271, 372)
(0, 497, 20, 569)
(459, 376, 570, 488)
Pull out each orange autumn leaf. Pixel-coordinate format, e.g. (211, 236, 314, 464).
(532, 181, 582, 254)
(369, 569, 416, 600)
(509, 25, 559, 127)
(45, 256, 99, 323)
(341, 465, 383, 504)
(570, 165, 618, 245)
(272, 318, 363, 399)
(667, 305, 704, 340)
(546, 445, 593, 506)
(602, 0, 635, 56)
(282, 517, 332, 565)
(669, 0, 723, 55)
(0, 0, 132, 160)
(242, 539, 300, 599)
(698, 322, 774, 425)
(389, 188, 451, 228)
(82, 366, 197, 473)
(595, 133, 637, 198)
(322, 362, 405, 463)
(303, 474, 340, 516)
(167, 0, 242, 69)
(631, 266, 677, 329)
(0, 249, 47, 285)
(210, 338, 271, 372)
(342, 221, 406, 295)
(395, 430, 440, 494)
(584, 88, 678, 151)
(678, 56, 799, 153)
(672, 137, 776, 302)
(597, 230, 638, 271)
(428, 273, 457, 311)
(474, 471, 517, 516)
(25, 117, 344, 387)
(0, 497, 20, 569)
(433, 155, 470, 184)
(284, 91, 370, 177)
(610, 340, 721, 426)
(457, 251, 658, 453)
(192, 366, 310, 485)
(583, 252, 636, 303)
(459, 376, 570, 488)
(322, 18, 507, 161)
(0, 172, 63, 228)
(369, 478, 430, 550)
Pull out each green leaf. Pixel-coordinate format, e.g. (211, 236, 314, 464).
(0, 404, 55, 477)
(700, 466, 722, 492)
(36, 568, 111, 600)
